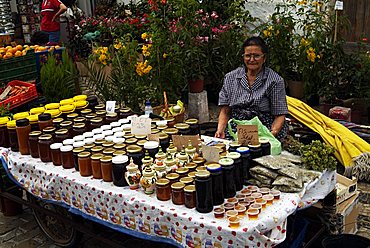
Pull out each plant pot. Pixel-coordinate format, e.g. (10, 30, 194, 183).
(0, 188, 23, 216)
(287, 80, 304, 99)
(188, 79, 204, 93)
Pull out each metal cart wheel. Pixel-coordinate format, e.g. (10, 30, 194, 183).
(27, 193, 82, 247)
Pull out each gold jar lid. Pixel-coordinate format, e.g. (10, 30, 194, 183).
(91, 153, 103, 160)
(74, 117, 86, 123)
(185, 162, 197, 170)
(176, 167, 189, 175)
(188, 171, 197, 178)
(29, 131, 42, 136)
(119, 107, 131, 113)
(150, 123, 156, 129)
(83, 143, 95, 150)
(102, 141, 114, 148)
(113, 150, 126, 156)
(205, 163, 221, 171)
(106, 112, 118, 118)
(73, 123, 85, 129)
(163, 128, 178, 135)
(38, 134, 52, 140)
(67, 113, 79, 119)
(85, 113, 97, 119)
(196, 166, 207, 172)
(180, 176, 194, 185)
(103, 148, 116, 155)
(166, 173, 179, 181)
(229, 141, 241, 148)
(90, 117, 103, 123)
(134, 134, 147, 140)
(81, 109, 92, 115)
(113, 143, 126, 150)
(100, 156, 112, 162)
(185, 118, 198, 125)
(55, 128, 69, 135)
(125, 138, 138, 145)
(73, 147, 85, 153)
(43, 126, 56, 133)
(123, 133, 134, 139)
(94, 139, 105, 145)
(158, 133, 169, 140)
(30, 107, 45, 115)
(96, 110, 107, 116)
(126, 145, 142, 153)
(214, 143, 226, 150)
(95, 104, 105, 111)
(193, 157, 205, 165)
(195, 170, 210, 178)
(184, 185, 196, 192)
(91, 146, 103, 153)
(171, 182, 185, 190)
(137, 139, 147, 147)
(53, 118, 64, 124)
(174, 123, 190, 130)
(60, 121, 73, 127)
(151, 128, 160, 134)
(156, 178, 170, 186)
(78, 151, 91, 158)
(74, 100, 88, 109)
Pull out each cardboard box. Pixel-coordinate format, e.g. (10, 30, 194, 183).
(337, 192, 360, 234)
(336, 173, 357, 205)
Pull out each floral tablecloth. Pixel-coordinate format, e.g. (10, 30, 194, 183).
(0, 148, 335, 248)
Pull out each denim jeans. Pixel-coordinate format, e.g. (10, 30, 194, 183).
(45, 31, 60, 43)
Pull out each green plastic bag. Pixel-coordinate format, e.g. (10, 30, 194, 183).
(227, 116, 282, 155)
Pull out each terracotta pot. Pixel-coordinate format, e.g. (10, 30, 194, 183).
(287, 80, 304, 99)
(188, 79, 204, 93)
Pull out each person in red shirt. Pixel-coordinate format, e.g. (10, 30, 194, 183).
(41, 0, 67, 43)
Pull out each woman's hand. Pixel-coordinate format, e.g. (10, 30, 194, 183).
(215, 130, 225, 139)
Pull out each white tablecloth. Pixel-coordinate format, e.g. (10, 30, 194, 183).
(0, 148, 335, 248)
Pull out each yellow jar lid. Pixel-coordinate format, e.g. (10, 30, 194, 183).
(0, 116, 10, 125)
(73, 95, 87, 101)
(60, 98, 74, 106)
(13, 112, 29, 120)
(30, 107, 45, 115)
(171, 182, 185, 190)
(27, 114, 39, 124)
(74, 100, 88, 109)
(7, 120, 16, 128)
(156, 178, 170, 186)
(59, 104, 76, 113)
(184, 185, 196, 192)
(44, 103, 60, 110)
(44, 109, 61, 118)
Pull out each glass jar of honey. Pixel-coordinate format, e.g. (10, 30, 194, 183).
(38, 134, 53, 162)
(185, 119, 200, 135)
(94, 104, 105, 112)
(27, 115, 39, 131)
(72, 123, 86, 137)
(52, 118, 64, 129)
(90, 117, 103, 130)
(28, 131, 42, 158)
(126, 145, 144, 167)
(176, 167, 189, 178)
(91, 145, 103, 154)
(103, 148, 115, 157)
(165, 173, 179, 184)
(96, 110, 107, 124)
(16, 118, 31, 155)
(174, 123, 191, 135)
(119, 107, 133, 119)
(38, 113, 53, 131)
(184, 185, 196, 209)
(50, 143, 63, 166)
(171, 182, 185, 205)
(101, 156, 113, 182)
(180, 176, 194, 186)
(60, 121, 73, 132)
(74, 117, 86, 124)
(73, 147, 85, 171)
(43, 126, 56, 141)
(156, 178, 171, 201)
(60, 145, 74, 169)
(105, 112, 118, 124)
(78, 152, 92, 177)
(80, 109, 92, 117)
(67, 113, 79, 121)
(0, 117, 10, 148)
(7, 120, 18, 152)
(91, 153, 103, 179)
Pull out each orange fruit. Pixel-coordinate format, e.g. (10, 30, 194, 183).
(15, 51, 22, 57)
(5, 52, 13, 58)
(16, 45, 23, 51)
(22, 50, 27, 56)
(5, 46, 12, 50)
(10, 48, 18, 54)
(55, 45, 61, 49)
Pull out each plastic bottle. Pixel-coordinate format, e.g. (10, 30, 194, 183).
(144, 100, 153, 116)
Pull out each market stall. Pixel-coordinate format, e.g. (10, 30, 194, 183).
(0, 96, 337, 247)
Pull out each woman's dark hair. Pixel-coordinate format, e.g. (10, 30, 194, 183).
(30, 31, 49, 45)
(242, 36, 269, 54)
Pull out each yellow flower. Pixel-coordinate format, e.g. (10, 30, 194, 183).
(163, 53, 168, 59)
(142, 44, 152, 57)
(268, 26, 273, 31)
(141, 33, 148, 40)
(263, 30, 271, 37)
(300, 38, 310, 46)
(114, 42, 122, 50)
(298, 0, 307, 5)
(99, 54, 107, 61)
(135, 60, 152, 76)
(275, 30, 280, 36)
(101, 60, 107, 65)
(312, 1, 323, 7)
(102, 47, 108, 53)
(306, 47, 316, 62)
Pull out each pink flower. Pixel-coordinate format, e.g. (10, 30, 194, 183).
(211, 11, 218, 19)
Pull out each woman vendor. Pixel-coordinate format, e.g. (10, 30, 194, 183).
(215, 36, 288, 141)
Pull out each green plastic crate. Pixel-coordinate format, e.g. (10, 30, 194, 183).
(0, 50, 37, 85)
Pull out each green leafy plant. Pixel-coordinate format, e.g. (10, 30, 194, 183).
(40, 50, 79, 103)
(0, 103, 10, 118)
(301, 140, 337, 171)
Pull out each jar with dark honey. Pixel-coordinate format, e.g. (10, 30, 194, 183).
(185, 119, 200, 135)
(119, 107, 133, 119)
(229, 141, 241, 153)
(157, 133, 169, 152)
(90, 117, 103, 130)
(127, 145, 144, 167)
(83, 143, 95, 152)
(50, 143, 62, 166)
(43, 126, 56, 140)
(16, 118, 32, 155)
(112, 155, 129, 187)
(101, 156, 113, 182)
(105, 112, 118, 124)
(78, 152, 92, 177)
(180, 176, 194, 186)
(163, 128, 178, 140)
(143, 141, 159, 159)
(103, 148, 115, 157)
(195, 170, 213, 213)
(53, 118, 64, 129)
(165, 118, 176, 128)
(206, 163, 224, 206)
(38, 134, 53, 162)
(165, 173, 179, 184)
(60, 121, 73, 132)
(184, 185, 196, 209)
(176, 167, 189, 178)
(94, 104, 105, 112)
(113, 150, 126, 156)
(38, 113, 53, 131)
(193, 157, 205, 167)
(61, 145, 74, 169)
(28, 131, 42, 158)
(94, 139, 105, 146)
(174, 123, 191, 135)
(28, 115, 39, 131)
(113, 143, 126, 151)
(248, 143, 263, 160)
(259, 137, 271, 156)
(96, 110, 107, 124)
(74, 117, 86, 124)
(220, 158, 236, 198)
(91, 153, 103, 179)
(102, 141, 114, 149)
(227, 152, 243, 191)
(185, 162, 197, 172)
(156, 178, 171, 201)
(125, 138, 138, 146)
(0, 117, 10, 148)
(171, 182, 185, 205)
(67, 113, 79, 121)
(73, 147, 85, 171)
(236, 147, 251, 185)
(7, 120, 18, 152)
(54, 129, 70, 143)
(80, 109, 92, 117)
(72, 123, 86, 137)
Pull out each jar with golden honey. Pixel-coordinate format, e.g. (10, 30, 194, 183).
(38, 134, 53, 162)
(78, 152, 92, 177)
(91, 153, 103, 179)
(171, 182, 185, 205)
(184, 185, 196, 208)
(156, 178, 171, 201)
(101, 156, 113, 182)
(73, 147, 85, 171)
(38, 113, 53, 131)
(16, 118, 32, 155)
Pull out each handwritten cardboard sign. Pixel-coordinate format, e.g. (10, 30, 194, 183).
(172, 135, 200, 151)
(202, 144, 220, 162)
(131, 116, 151, 135)
(237, 125, 258, 145)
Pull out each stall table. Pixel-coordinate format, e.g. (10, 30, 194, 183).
(0, 147, 335, 248)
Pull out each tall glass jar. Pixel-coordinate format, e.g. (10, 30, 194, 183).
(38, 134, 53, 162)
(112, 155, 129, 187)
(28, 115, 39, 131)
(101, 156, 113, 182)
(206, 163, 224, 206)
(195, 171, 213, 213)
(50, 143, 63, 166)
(91, 153, 103, 179)
(0, 117, 10, 148)
(171, 182, 185, 205)
(227, 152, 243, 191)
(7, 120, 18, 152)
(61, 145, 74, 169)
(28, 131, 42, 158)
(16, 118, 31, 155)
(78, 152, 92, 177)
(248, 143, 263, 160)
(259, 137, 271, 156)
(38, 113, 53, 131)
(73, 147, 85, 171)
(220, 158, 236, 198)
(184, 185, 196, 209)
(236, 147, 251, 185)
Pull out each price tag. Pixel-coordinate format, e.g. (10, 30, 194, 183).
(202, 145, 220, 162)
(172, 135, 201, 151)
(237, 125, 259, 146)
(335, 1, 343, 10)
(106, 101, 116, 113)
(131, 116, 151, 135)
